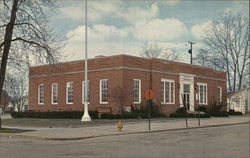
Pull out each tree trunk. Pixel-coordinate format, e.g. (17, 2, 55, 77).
(0, 0, 18, 98)
(238, 74, 242, 90)
(226, 71, 232, 92)
(0, 0, 18, 128)
(233, 69, 237, 92)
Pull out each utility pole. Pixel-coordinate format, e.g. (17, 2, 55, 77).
(188, 41, 195, 64)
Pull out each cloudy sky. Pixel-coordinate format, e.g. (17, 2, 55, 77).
(52, 0, 249, 63)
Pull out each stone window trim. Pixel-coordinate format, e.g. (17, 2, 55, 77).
(38, 84, 45, 105)
(161, 79, 175, 104)
(197, 83, 208, 105)
(66, 82, 74, 104)
(51, 83, 58, 105)
(217, 87, 222, 103)
(100, 79, 108, 104)
(133, 79, 141, 104)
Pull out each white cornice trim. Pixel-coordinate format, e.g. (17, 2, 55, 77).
(29, 66, 226, 82)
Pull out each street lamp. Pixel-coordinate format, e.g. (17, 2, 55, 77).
(81, 0, 91, 122)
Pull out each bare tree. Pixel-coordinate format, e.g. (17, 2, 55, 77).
(141, 41, 162, 58)
(4, 70, 28, 112)
(0, 0, 64, 101)
(0, 90, 9, 114)
(195, 12, 249, 92)
(141, 41, 179, 61)
(161, 48, 179, 61)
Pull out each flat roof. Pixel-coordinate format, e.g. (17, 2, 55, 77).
(30, 54, 225, 74)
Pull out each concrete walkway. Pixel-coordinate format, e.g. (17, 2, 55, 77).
(1, 116, 249, 140)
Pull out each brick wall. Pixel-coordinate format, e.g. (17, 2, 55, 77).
(29, 54, 227, 115)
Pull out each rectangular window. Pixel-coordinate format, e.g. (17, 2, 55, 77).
(66, 82, 73, 104)
(100, 79, 108, 104)
(82, 80, 90, 104)
(51, 83, 58, 104)
(217, 87, 222, 103)
(38, 84, 44, 104)
(133, 79, 141, 103)
(161, 79, 175, 104)
(198, 83, 207, 105)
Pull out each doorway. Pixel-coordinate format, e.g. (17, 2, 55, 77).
(183, 84, 190, 110)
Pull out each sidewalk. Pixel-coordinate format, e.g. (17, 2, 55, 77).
(0, 116, 249, 140)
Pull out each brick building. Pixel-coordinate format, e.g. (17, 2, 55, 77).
(28, 54, 227, 115)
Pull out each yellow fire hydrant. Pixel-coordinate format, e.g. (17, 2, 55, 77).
(117, 120, 123, 132)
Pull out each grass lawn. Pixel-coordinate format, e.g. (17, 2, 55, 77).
(0, 128, 35, 133)
(0, 117, 185, 128)
(2, 118, 154, 128)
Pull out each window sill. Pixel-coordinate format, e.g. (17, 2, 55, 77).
(198, 103, 207, 105)
(161, 102, 175, 105)
(133, 102, 141, 104)
(82, 103, 90, 105)
(100, 102, 108, 104)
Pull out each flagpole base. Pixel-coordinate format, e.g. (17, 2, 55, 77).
(81, 104, 91, 122)
(81, 115, 91, 122)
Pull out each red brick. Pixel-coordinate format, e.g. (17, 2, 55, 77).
(28, 54, 227, 115)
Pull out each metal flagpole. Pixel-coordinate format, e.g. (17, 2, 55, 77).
(81, 0, 91, 121)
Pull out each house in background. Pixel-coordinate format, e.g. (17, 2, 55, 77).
(0, 90, 10, 114)
(6, 96, 28, 112)
(28, 54, 227, 115)
(227, 88, 250, 114)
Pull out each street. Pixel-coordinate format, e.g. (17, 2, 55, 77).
(0, 123, 249, 158)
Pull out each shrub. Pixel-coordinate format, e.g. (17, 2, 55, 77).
(121, 113, 139, 119)
(169, 112, 211, 118)
(198, 113, 211, 118)
(195, 106, 207, 113)
(101, 113, 121, 119)
(176, 107, 187, 114)
(169, 113, 194, 118)
(133, 101, 166, 118)
(210, 103, 227, 113)
(10, 111, 99, 119)
(228, 110, 243, 115)
(153, 113, 166, 118)
(210, 112, 229, 117)
(100, 111, 166, 119)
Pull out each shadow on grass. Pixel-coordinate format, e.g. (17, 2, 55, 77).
(0, 128, 35, 133)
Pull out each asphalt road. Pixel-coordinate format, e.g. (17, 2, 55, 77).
(0, 124, 249, 158)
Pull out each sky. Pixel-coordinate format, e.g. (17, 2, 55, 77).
(51, 0, 249, 63)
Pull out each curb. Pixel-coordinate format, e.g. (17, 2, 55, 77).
(0, 121, 249, 141)
(0, 133, 49, 140)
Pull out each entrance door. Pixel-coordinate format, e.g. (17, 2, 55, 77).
(183, 84, 190, 111)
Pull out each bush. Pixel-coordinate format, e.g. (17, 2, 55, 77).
(169, 112, 211, 118)
(199, 113, 211, 118)
(121, 113, 139, 119)
(210, 112, 229, 117)
(210, 104, 227, 113)
(153, 113, 166, 118)
(195, 106, 207, 113)
(11, 111, 99, 119)
(101, 113, 121, 119)
(176, 107, 187, 114)
(228, 110, 243, 115)
(101, 112, 166, 119)
(132, 101, 166, 119)
(100, 113, 139, 119)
